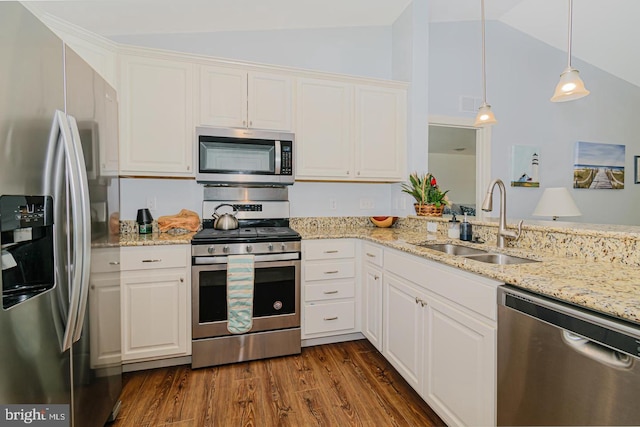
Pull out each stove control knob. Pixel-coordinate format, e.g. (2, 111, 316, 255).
(281, 243, 287, 251)
(223, 245, 230, 254)
(268, 243, 274, 251)
(246, 245, 253, 253)
(207, 246, 215, 254)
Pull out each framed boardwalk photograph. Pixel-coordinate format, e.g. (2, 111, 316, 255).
(573, 141, 625, 189)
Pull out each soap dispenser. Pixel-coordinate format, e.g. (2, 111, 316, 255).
(448, 213, 460, 239)
(460, 213, 473, 241)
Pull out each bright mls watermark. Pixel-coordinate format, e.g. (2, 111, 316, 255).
(1, 405, 69, 426)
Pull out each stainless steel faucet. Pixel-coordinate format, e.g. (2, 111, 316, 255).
(481, 178, 523, 248)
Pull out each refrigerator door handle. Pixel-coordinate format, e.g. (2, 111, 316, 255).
(54, 111, 86, 352)
(67, 115, 92, 344)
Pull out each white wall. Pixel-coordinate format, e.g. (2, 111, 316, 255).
(429, 20, 640, 225)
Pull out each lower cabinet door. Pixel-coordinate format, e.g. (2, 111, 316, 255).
(382, 274, 422, 390)
(422, 297, 496, 427)
(121, 269, 189, 361)
(89, 272, 121, 368)
(362, 264, 383, 351)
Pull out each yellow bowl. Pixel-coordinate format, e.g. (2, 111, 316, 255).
(369, 216, 398, 228)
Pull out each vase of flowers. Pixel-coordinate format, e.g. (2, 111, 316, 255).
(401, 172, 449, 216)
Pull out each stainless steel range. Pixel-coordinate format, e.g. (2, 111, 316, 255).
(191, 187, 301, 368)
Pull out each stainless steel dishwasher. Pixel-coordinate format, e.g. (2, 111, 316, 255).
(498, 285, 640, 426)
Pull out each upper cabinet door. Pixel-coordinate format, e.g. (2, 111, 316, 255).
(198, 66, 247, 128)
(198, 66, 292, 131)
(248, 71, 293, 131)
(295, 77, 353, 180)
(354, 85, 406, 181)
(119, 53, 194, 176)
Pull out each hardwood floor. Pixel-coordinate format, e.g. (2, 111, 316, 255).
(112, 339, 446, 427)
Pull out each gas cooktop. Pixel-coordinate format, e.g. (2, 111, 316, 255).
(191, 226, 300, 244)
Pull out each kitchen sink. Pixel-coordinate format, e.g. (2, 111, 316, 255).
(463, 253, 539, 265)
(419, 243, 488, 256)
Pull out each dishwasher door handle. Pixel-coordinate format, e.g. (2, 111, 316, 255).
(562, 331, 633, 369)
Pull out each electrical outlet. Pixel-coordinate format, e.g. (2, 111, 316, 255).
(146, 197, 157, 211)
(329, 199, 337, 210)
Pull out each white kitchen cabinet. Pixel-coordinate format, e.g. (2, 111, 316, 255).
(302, 239, 358, 339)
(120, 245, 191, 363)
(354, 84, 406, 181)
(424, 297, 496, 427)
(383, 273, 424, 390)
(198, 66, 292, 131)
(89, 248, 121, 369)
(296, 77, 407, 182)
(119, 52, 194, 176)
(383, 247, 498, 427)
(361, 242, 383, 351)
(296, 77, 353, 180)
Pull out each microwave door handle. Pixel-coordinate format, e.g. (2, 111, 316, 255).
(275, 140, 282, 174)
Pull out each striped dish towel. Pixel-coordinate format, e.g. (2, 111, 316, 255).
(226, 254, 255, 334)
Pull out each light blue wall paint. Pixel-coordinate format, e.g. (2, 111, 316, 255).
(111, 26, 393, 79)
(429, 20, 640, 225)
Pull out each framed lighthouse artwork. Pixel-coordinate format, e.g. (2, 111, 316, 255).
(511, 145, 540, 187)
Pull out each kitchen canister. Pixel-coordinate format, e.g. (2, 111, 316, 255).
(136, 208, 153, 234)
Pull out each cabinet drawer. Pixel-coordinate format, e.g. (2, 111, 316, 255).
(91, 247, 121, 273)
(304, 240, 355, 260)
(121, 245, 188, 271)
(362, 243, 383, 267)
(304, 301, 355, 335)
(305, 279, 355, 302)
(304, 261, 355, 281)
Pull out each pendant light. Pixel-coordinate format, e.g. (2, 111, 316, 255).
(550, 0, 590, 102)
(474, 0, 497, 127)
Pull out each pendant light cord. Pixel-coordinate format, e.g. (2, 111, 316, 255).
(566, 0, 573, 68)
(481, 0, 487, 102)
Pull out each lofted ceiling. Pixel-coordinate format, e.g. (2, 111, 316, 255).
(29, 0, 639, 87)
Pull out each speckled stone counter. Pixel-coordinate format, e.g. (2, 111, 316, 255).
(119, 231, 194, 246)
(290, 217, 640, 326)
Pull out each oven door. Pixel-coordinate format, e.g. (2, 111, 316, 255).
(192, 258, 300, 339)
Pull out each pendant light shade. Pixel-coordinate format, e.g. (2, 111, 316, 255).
(475, 0, 497, 127)
(550, 67, 590, 102)
(551, 0, 589, 102)
(474, 103, 497, 126)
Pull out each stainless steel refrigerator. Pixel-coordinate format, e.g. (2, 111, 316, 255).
(0, 3, 122, 426)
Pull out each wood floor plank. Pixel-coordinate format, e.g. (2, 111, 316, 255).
(112, 340, 446, 427)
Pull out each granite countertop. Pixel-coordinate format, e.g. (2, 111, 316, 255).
(299, 226, 640, 326)
(109, 226, 640, 326)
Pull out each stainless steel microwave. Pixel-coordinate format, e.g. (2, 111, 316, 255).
(196, 127, 294, 185)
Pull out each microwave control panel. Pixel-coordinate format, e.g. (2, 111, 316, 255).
(281, 142, 292, 175)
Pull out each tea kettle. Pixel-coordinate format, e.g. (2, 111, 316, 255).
(212, 203, 239, 230)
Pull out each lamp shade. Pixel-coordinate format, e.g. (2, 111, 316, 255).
(474, 103, 497, 127)
(550, 67, 590, 102)
(532, 187, 581, 220)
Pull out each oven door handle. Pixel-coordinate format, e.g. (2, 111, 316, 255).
(193, 252, 300, 264)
